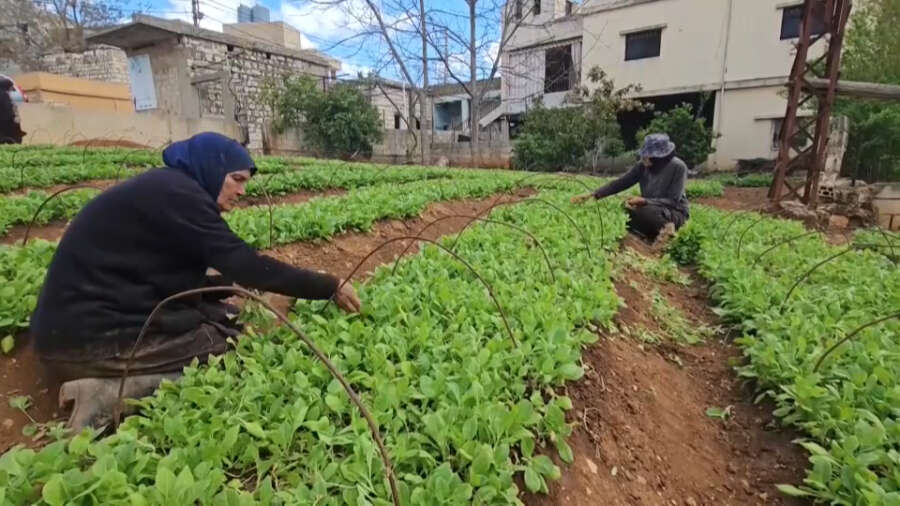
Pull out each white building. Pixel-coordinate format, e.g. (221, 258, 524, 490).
(502, 0, 833, 170)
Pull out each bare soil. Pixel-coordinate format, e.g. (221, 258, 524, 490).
(68, 139, 153, 149)
(523, 235, 806, 506)
(695, 187, 770, 212)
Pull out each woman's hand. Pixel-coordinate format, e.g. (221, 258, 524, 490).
(333, 280, 362, 313)
(570, 194, 592, 205)
(625, 196, 646, 209)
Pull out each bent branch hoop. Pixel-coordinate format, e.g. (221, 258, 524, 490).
(735, 215, 769, 259)
(752, 231, 820, 266)
(116, 286, 401, 506)
(390, 214, 557, 283)
(460, 197, 593, 260)
(780, 244, 891, 309)
(506, 171, 606, 247)
(326, 235, 518, 346)
(22, 184, 101, 246)
(813, 311, 900, 372)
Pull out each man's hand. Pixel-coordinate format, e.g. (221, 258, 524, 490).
(625, 196, 646, 209)
(333, 280, 362, 313)
(570, 194, 592, 205)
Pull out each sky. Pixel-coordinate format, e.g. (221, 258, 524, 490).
(134, 0, 504, 83)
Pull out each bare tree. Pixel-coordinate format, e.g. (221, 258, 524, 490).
(47, 0, 129, 51)
(295, 0, 534, 166)
(419, 0, 533, 164)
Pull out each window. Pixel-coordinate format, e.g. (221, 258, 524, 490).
(544, 45, 574, 93)
(533, 0, 540, 15)
(771, 118, 784, 151)
(625, 29, 661, 61)
(394, 113, 402, 129)
(514, 0, 523, 19)
(780, 3, 826, 40)
(565, 0, 573, 16)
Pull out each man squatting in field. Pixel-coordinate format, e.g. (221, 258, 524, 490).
(572, 133, 689, 245)
(30, 132, 362, 431)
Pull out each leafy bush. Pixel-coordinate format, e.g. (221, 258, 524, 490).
(637, 104, 716, 169)
(512, 67, 644, 172)
(267, 77, 383, 160)
(835, 0, 900, 181)
(512, 105, 623, 171)
(835, 100, 900, 182)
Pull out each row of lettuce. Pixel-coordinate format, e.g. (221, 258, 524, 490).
(0, 174, 581, 340)
(669, 207, 900, 504)
(0, 167, 723, 240)
(0, 188, 628, 504)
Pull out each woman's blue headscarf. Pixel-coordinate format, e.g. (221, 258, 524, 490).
(162, 132, 256, 200)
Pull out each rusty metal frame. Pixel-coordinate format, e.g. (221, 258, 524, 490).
(770, 0, 853, 206)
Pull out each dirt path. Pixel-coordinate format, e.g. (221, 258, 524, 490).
(524, 235, 806, 505)
(0, 190, 531, 453)
(696, 187, 769, 211)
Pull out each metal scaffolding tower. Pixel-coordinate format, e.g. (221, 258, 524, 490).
(769, 0, 853, 206)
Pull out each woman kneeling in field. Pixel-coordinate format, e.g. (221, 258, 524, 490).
(31, 132, 361, 430)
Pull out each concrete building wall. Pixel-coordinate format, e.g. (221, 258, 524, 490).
(581, 0, 727, 94)
(358, 83, 410, 130)
(14, 72, 134, 113)
(39, 45, 130, 85)
(502, 0, 840, 170)
(18, 102, 240, 147)
(223, 22, 303, 50)
(713, 86, 790, 168)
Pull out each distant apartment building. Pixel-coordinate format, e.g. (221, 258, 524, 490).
(501, 0, 837, 170)
(238, 4, 270, 23)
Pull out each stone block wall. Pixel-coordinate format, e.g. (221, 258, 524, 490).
(40, 45, 129, 84)
(180, 37, 331, 149)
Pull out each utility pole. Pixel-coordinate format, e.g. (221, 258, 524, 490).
(191, 0, 202, 27)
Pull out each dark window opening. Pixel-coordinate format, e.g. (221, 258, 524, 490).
(625, 28, 662, 61)
(265, 52, 271, 59)
(780, 3, 826, 40)
(617, 91, 716, 154)
(544, 45, 574, 93)
(533, 0, 540, 15)
(226, 44, 234, 52)
(415, 117, 421, 129)
(772, 119, 784, 151)
(394, 113, 402, 129)
(565, 0, 573, 16)
(514, 0, 523, 19)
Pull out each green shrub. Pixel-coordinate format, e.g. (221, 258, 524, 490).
(267, 76, 383, 160)
(637, 104, 716, 169)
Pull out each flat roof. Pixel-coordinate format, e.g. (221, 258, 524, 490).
(87, 15, 339, 69)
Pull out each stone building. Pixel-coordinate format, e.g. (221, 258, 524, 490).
(345, 76, 416, 131)
(39, 45, 130, 85)
(87, 15, 341, 149)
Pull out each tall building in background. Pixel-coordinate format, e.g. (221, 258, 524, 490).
(251, 4, 270, 22)
(237, 4, 270, 23)
(237, 5, 252, 22)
